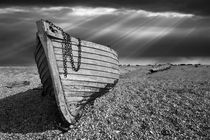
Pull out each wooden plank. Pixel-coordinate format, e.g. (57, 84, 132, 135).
(71, 37, 118, 57)
(55, 56, 119, 70)
(40, 65, 49, 83)
(61, 80, 108, 87)
(65, 91, 98, 97)
(40, 65, 49, 81)
(65, 96, 86, 103)
(36, 52, 45, 67)
(55, 53, 118, 66)
(37, 56, 50, 84)
(54, 48, 118, 64)
(53, 43, 118, 60)
(49, 36, 118, 57)
(58, 68, 119, 79)
(38, 58, 48, 77)
(41, 69, 51, 85)
(36, 20, 75, 123)
(54, 46, 118, 62)
(34, 41, 42, 58)
(36, 53, 46, 70)
(63, 85, 101, 92)
(35, 47, 44, 63)
(52, 42, 118, 60)
(57, 60, 118, 71)
(57, 61, 119, 74)
(60, 72, 117, 80)
(35, 46, 48, 82)
(60, 74, 116, 83)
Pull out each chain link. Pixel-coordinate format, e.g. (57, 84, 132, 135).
(45, 20, 81, 78)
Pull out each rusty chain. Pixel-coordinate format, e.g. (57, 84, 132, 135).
(45, 20, 81, 78)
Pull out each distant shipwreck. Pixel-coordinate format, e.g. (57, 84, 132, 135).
(34, 20, 119, 125)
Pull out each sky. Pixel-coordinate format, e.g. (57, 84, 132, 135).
(0, 0, 210, 65)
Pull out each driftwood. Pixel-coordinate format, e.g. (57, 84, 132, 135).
(5, 81, 30, 88)
(148, 64, 171, 74)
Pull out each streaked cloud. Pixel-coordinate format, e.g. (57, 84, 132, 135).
(70, 7, 117, 16)
(0, 6, 195, 17)
(135, 10, 194, 18)
(0, 6, 209, 65)
(39, 6, 69, 12)
(0, 7, 29, 14)
(0, 0, 209, 16)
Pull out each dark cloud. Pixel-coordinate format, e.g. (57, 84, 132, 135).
(0, 0, 210, 16)
(0, 5, 210, 65)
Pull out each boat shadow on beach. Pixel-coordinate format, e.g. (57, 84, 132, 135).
(0, 81, 117, 134)
(0, 88, 61, 134)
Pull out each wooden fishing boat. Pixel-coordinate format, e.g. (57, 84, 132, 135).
(34, 20, 119, 124)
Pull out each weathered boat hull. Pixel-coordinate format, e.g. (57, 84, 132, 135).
(34, 20, 119, 124)
(34, 39, 54, 97)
